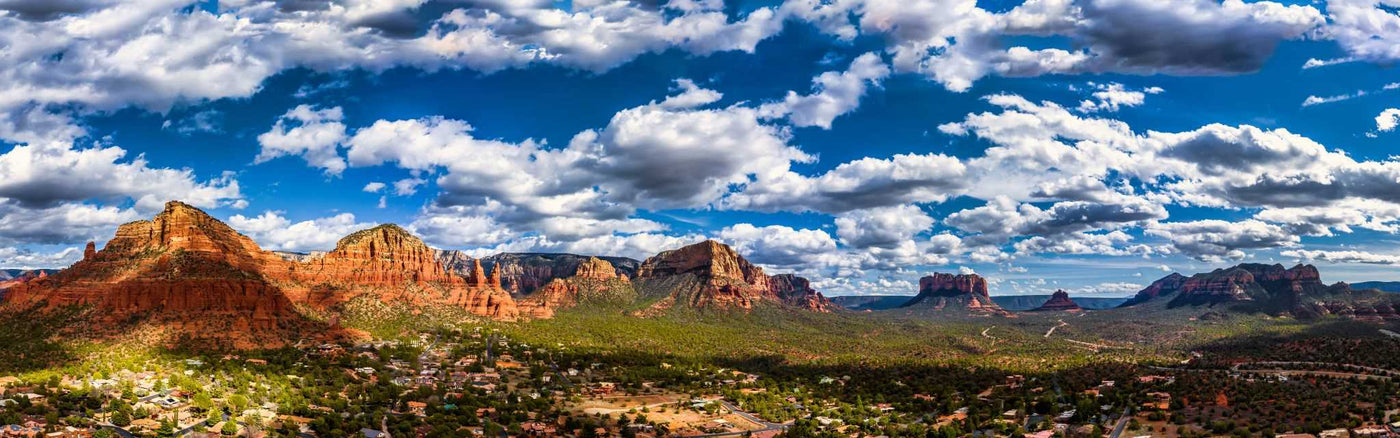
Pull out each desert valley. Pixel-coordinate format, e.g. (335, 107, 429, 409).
(1, 202, 1399, 438)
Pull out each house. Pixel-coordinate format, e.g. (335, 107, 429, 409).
(361, 428, 386, 438)
(1352, 427, 1389, 438)
(1026, 431, 1055, 438)
(407, 401, 428, 416)
(2, 425, 43, 438)
(1055, 410, 1076, 422)
(1274, 434, 1316, 438)
(44, 427, 93, 438)
(1319, 429, 1349, 438)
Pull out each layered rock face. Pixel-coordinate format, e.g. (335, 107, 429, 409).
(634, 240, 831, 312)
(518, 257, 636, 318)
(1118, 273, 1187, 307)
(1120, 263, 1374, 317)
(438, 252, 640, 295)
(1032, 290, 1082, 312)
(0, 269, 54, 291)
(3, 201, 301, 345)
(5, 202, 523, 335)
(286, 224, 518, 319)
(769, 274, 835, 312)
(900, 273, 1006, 314)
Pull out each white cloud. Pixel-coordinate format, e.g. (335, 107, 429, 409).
(0, 141, 243, 211)
(227, 211, 375, 253)
(758, 52, 890, 129)
(0, 246, 83, 270)
(718, 223, 839, 267)
(1376, 108, 1400, 132)
(362, 182, 386, 193)
(0, 201, 141, 246)
(1302, 90, 1366, 107)
(834, 205, 934, 249)
(1282, 248, 1400, 266)
(1076, 82, 1162, 113)
(255, 105, 349, 175)
(1146, 219, 1298, 261)
(393, 177, 426, 196)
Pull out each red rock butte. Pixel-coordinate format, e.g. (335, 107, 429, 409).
(1032, 290, 1082, 312)
(635, 240, 833, 312)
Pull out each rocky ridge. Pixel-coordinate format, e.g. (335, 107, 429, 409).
(1119, 263, 1394, 319)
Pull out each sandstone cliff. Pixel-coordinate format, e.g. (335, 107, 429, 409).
(2, 201, 305, 348)
(517, 257, 637, 318)
(438, 251, 640, 295)
(633, 240, 833, 313)
(284, 224, 518, 320)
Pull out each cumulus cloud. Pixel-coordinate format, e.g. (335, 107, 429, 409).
(1076, 82, 1162, 113)
(834, 205, 934, 249)
(1146, 219, 1298, 261)
(0, 246, 83, 270)
(758, 52, 890, 129)
(1376, 109, 1400, 132)
(255, 105, 349, 175)
(0, 201, 141, 246)
(227, 211, 375, 253)
(1282, 248, 1400, 266)
(787, 0, 1323, 91)
(718, 223, 839, 266)
(0, 141, 243, 211)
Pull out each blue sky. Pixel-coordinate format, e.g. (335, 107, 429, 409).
(4, 0, 1400, 297)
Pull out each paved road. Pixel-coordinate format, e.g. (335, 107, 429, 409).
(677, 400, 789, 438)
(1108, 406, 1131, 438)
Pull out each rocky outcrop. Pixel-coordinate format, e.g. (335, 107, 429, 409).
(1031, 290, 1082, 312)
(285, 224, 518, 319)
(2, 201, 304, 348)
(1118, 273, 1186, 307)
(634, 240, 831, 313)
(0, 269, 55, 292)
(518, 257, 636, 318)
(769, 274, 835, 312)
(899, 273, 1006, 315)
(437, 251, 640, 295)
(4, 202, 524, 347)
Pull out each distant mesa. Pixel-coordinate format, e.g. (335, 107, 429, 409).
(1030, 290, 1082, 312)
(1119, 263, 1399, 320)
(898, 272, 1008, 316)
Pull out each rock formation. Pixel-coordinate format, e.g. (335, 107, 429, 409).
(3, 201, 524, 347)
(2, 201, 304, 348)
(899, 273, 1007, 315)
(518, 257, 636, 318)
(1117, 273, 1186, 307)
(438, 251, 640, 295)
(1119, 263, 1386, 318)
(634, 240, 832, 313)
(769, 274, 835, 312)
(284, 224, 518, 319)
(1031, 290, 1082, 312)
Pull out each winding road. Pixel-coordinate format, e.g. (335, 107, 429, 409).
(677, 400, 789, 438)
